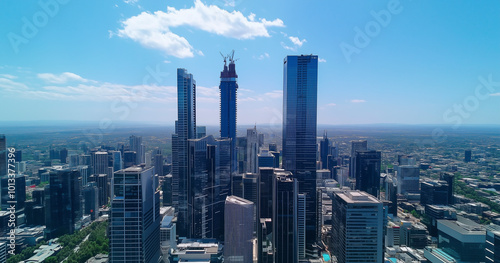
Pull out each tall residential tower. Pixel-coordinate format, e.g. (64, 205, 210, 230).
(220, 51, 238, 175)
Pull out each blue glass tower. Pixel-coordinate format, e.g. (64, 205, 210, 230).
(220, 52, 238, 175)
(172, 68, 196, 237)
(282, 55, 319, 251)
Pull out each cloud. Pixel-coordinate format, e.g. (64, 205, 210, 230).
(0, 78, 28, 90)
(289, 36, 306, 47)
(124, 0, 138, 4)
(117, 0, 284, 58)
(319, 58, 327, 63)
(351, 99, 366, 103)
(37, 72, 89, 84)
(490, 93, 500, 96)
(281, 36, 307, 51)
(254, 53, 270, 60)
(327, 103, 336, 106)
(0, 74, 18, 79)
(197, 86, 219, 97)
(264, 90, 283, 99)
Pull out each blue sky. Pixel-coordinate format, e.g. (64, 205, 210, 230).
(1, 0, 499, 126)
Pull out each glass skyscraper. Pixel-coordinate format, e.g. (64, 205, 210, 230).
(172, 68, 196, 237)
(353, 150, 381, 198)
(110, 166, 160, 263)
(282, 55, 319, 249)
(219, 54, 238, 175)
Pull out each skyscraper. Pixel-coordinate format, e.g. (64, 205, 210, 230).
(224, 196, 254, 263)
(331, 190, 384, 263)
(44, 168, 81, 239)
(172, 68, 196, 237)
(396, 165, 420, 194)
(153, 148, 163, 177)
(220, 51, 238, 174)
(320, 131, 330, 170)
(354, 150, 381, 198)
(130, 135, 145, 165)
(273, 172, 299, 263)
(91, 151, 108, 175)
(246, 126, 259, 174)
(282, 54, 319, 249)
(110, 166, 160, 263)
(111, 151, 123, 173)
(350, 140, 368, 178)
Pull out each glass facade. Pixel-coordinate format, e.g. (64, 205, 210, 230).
(172, 68, 196, 237)
(220, 59, 239, 175)
(354, 150, 381, 198)
(282, 55, 318, 249)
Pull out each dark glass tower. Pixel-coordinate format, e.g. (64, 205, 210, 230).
(220, 52, 238, 175)
(110, 166, 160, 263)
(354, 150, 381, 198)
(320, 131, 330, 170)
(282, 55, 318, 249)
(44, 168, 81, 239)
(172, 68, 196, 237)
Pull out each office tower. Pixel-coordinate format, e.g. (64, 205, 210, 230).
(196, 126, 206, 139)
(353, 150, 381, 198)
(400, 223, 428, 249)
(130, 135, 145, 165)
(282, 54, 319, 249)
(331, 190, 383, 263)
(1, 174, 26, 210)
(270, 151, 280, 168)
(60, 148, 68, 164)
(246, 126, 259, 173)
(110, 166, 160, 263)
(145, 151, 152, 167)
(163, 174, 173, 206)
(349, 140, 368, 178)
(14, 150, 22, 162)
(123, 151, 136, 168)
(172, 68, 196, 237)
(320, 131, 330, 170)
(485, 225, 500, 263)
(259, 168, 274, 219)
(153, 148, 163, 177)
(273, 173, 299, 263)
(421, 180, 449, 205)
(111, 151, 123, 173)
(0, 135, 6, 177)
(91, 151, 108, 175)
(297, 193, 306, 260)
(464, 150, 472, 162)
(82, 183, 99, 220)
(396, 165, 420, 195)
(219, 51, 238, 174)
(440, 172, 455, 205)
(224, 196, 254, 263)
(398, 155, 416, 166)
(96, 174, 109, 206)
(45, 168, 81, 239)
(269, 143, 277, 152)
(437, 217, 485, 262)
(77, 165, 90, 187)
(385, 176, 398, 216)
(258, 151, 275, 168)
(160, 208, 177, 256)
(186, 135, 231, 240)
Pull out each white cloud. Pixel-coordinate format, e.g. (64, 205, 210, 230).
(124, 0, 138, 4)
(197, 86, 219, 97)
(289, 36, 306, 47)
(0, 78, 28, 90)
(319, 58, 327, 63)
(351, 99, 366, 103)
(0, 74, 17, 79)
(327, 103, 336, 106)
(117, 0, 284, 58)
(254, 53, 270, 60)
(490, 93, 500, 96)
(37, 72, 89, 84)
(264, 90, 283, 99)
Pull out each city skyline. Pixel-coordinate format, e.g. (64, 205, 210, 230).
(1, 1, 500, 125)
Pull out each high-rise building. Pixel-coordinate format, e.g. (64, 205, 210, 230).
(437, 217, 485, 262)
(464, 150, 472, 162)
(111, 151, 123, 173)
(96, 174, 108, 207)
(163, 175, 173, 206)
(397, 165, 420, 195)
(82, 183, 99, 220)
(485, 225, 500, 263)
(0, 135, 6, 177)
(282, 55, 319, 249)
(123, 151, 136, 168)
(354, 150, 381, 198)
(44, 168, 81, 239)
(153, 148, 163, 177)
(320, 131, 330, 170)
(196, 126, 206, 139)
(350, 140, 368, 178)
(331, 190, 384, 263)
(1, 174, 26, 211)
(91, 151, 108, 175)
(130, 135, 145, 165)
(246, 126, 259, 174)
(172, 68, 196, 237)
(220, 52, 239, 174)
(224, 196, 254, 263)
(110, 166, 160, 263)
(440, 172, 455, 205)
(421, 180, 449, 206)
(60, 148, 68, 164)
(385, 176, 398, 216)
(273, 172, 299, 263)
(186, 135, 231, 240)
